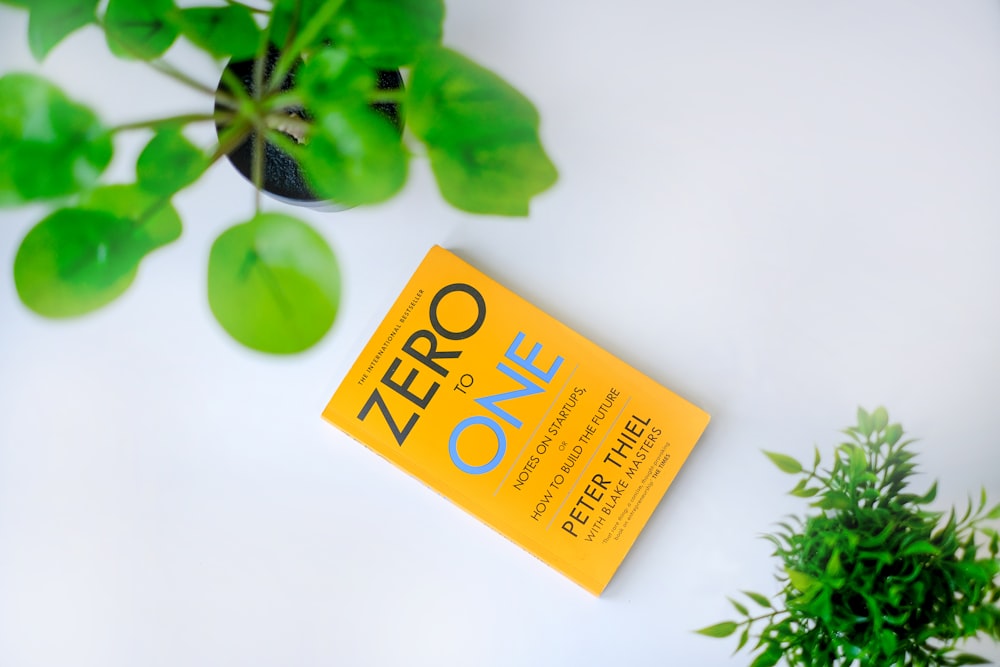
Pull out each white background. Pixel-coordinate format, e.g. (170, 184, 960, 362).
(2, 1, 1000, 665)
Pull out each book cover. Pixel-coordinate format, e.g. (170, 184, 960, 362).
(322, 246, 710, 594)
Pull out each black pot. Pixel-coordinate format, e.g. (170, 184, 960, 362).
(215, 47, 403, 210)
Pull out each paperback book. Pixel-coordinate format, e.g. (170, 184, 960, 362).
(322, 246, 710, 594)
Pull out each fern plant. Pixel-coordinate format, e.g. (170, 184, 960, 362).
(697, 408, 1000, 666)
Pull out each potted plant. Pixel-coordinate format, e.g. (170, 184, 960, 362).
(697, 408, 1000, 666)
(0, 0, 557, 354)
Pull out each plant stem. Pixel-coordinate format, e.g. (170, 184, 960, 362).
(210, 118, 253, 166)
(746, 609, 789, 624)
(129, 131, 242, 235)
(265, 91, 305, 113)
(369, 89, 406, 105)
(251, 44, 268, 212)
(266, 0, 348, 96)
(136, 192, 177, 230)
(277, 0, 302, 59)
(147, 59, 218, 97)
(220, 67, 255, 109)
(93, 14, 239, 108)
(253, 123, 264, 212)
(110, 112, 227, 133)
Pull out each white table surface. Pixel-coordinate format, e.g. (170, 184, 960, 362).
(2, 1, 1000, 665)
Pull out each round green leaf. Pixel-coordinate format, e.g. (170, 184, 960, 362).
(297, 47, 377, 111)
(0, 73, 112, 203)
(424, 139, 557, 216)
(332, 0, 444, 68)
(104, 0, 179, 60)
(28, 0, 98, 61)
(268, 0, 332, 52)
(409, 47, 541, 146)
(207, 213, 341, 354)
(291, 107, 407, 206)
(14, 208, 144, 317)
(179, 5, 260, 60)
(136, 128, 206, 195)
(409, 47, 557, 216)
(80, 183, 182, 251)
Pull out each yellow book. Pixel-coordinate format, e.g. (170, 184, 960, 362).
(322, 246, 710, 594)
